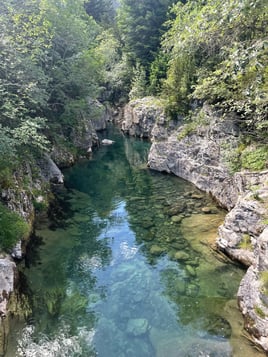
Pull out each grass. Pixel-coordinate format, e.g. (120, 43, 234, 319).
(238, 234, 252, 250)
(260, 271, 268, 294)
(254, 305, 266, 319)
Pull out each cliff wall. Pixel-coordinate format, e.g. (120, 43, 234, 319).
(121, 97, 268, 352)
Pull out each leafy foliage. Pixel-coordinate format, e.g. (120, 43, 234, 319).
(117, 0, 174, 71)
(0, 202, 29, 251)
(0, 0, 104, 169)
(85, 0, 116, 26)
(162, 0, 268, 138)
(129, 63, 147, 100)
(240, 146, 268, 171)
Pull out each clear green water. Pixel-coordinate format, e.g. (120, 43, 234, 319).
(7, 127, 265, 356)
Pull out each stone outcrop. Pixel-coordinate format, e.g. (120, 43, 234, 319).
(0, 258, 17, 356)
(0, 258, 17, 318)
(39, 154, 64, 184)
(122, 97, 176, 139)
(121, 97, 268, 352)
(148, 106, 241, 210)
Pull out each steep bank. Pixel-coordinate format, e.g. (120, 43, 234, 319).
(121, 97, 268, 352)
(0, 103, 110, 356)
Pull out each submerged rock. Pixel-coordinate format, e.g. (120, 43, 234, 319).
(174, 251, 190, 261)
(126, 318, 149, 336)
(171, 215, 183, 223)
(149, 326, 232, 357)
(150, 245, 165, 256)
(101, 139, 115, 145)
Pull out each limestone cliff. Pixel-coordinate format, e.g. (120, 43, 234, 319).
(121, 97, 268, 352)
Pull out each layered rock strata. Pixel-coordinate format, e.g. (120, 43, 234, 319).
(122, 97, 268, 352)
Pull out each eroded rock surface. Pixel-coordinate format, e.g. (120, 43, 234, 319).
(148, 106, 240, 210)
(122, 97, 176, 139)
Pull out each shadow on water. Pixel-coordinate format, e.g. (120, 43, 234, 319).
(6, 125, 266, 357)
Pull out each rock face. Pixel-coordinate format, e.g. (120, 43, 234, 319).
(0, 258, 16, 317)
(121, 97, 268, 352)
(148, 106, 241, 210)
(39, 154, 64, 184)
(51, 100, 110, 167)
(122, 97, 176, 139)
(0, 258, 17, 356)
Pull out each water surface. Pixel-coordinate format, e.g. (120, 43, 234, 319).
(7, 126, 265, 356)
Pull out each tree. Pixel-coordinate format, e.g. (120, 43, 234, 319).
(0, 0, 51, 153)
(161, 0, 268, 133)
(0, 0, 105, 174)
(117, 0, 174, 71)
(84, 0, 116, 26)
(129, 63, 147, 100)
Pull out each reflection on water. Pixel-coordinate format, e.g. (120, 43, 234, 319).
(6, 127, 265, 356)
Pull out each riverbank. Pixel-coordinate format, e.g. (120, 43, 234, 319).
(0, 102, 112, 356)
(121, 97, 268, 352)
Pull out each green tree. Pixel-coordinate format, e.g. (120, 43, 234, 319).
(0, 0, 106, 176)
(162, 0, 268, 132)
(0, 0, 52, 153)
(84, 0, 116, 26)
(117, 0, 174, 71)
(129, 63, 147, 100)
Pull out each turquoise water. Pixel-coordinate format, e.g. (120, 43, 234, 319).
(7, 127, 265, 356)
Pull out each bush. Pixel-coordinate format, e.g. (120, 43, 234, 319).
(0, 202, 29, 251)
(241, 146, 268, 171)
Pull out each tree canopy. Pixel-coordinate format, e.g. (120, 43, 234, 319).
(0, 0, 103, 174)
(117, 0, 174, 70)
(162, 0, 268, 136)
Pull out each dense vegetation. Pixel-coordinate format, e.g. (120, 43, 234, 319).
(115, 0, 268, 169)
(0, 0, 104, 177)
(0, 202, 29, 250)
(163, 0, 268, 137)
(0, 0, 268, 249)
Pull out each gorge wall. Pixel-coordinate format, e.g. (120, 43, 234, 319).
(0, 101, 110, 356)
(121, 97, 268, 352)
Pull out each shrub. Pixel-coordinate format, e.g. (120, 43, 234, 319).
(241, 146, 268, 171)
(0, 202, 29, 251)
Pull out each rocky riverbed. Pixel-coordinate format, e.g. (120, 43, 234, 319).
(121, 97, 268, 352)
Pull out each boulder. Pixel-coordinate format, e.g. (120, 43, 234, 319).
(39, 154, 64, 184)
(173, 251, 190, 261)
(101, 139, 115, 145)
(150, 245, 165, 256)
(126, 318, 149, 336)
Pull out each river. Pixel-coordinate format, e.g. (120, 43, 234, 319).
(6, 126, 265, 356)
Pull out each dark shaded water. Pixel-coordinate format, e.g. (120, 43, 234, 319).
(6, 126, 264, 356)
